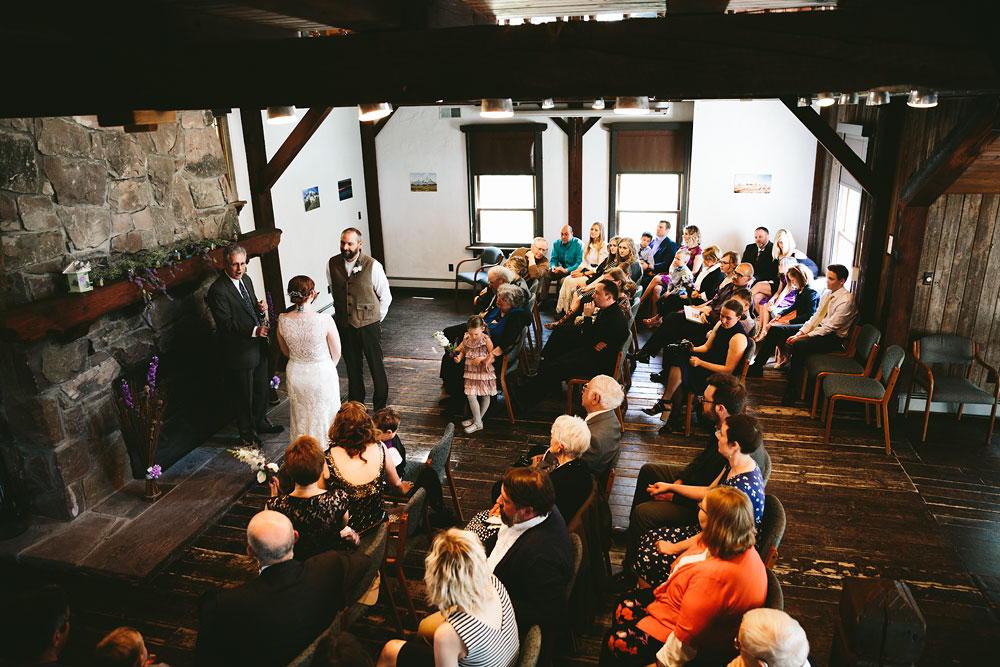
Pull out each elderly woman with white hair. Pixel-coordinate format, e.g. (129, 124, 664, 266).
(730, 608, 811, 667)
(466, 414, 594, 546)
(377, 529, 519, 667)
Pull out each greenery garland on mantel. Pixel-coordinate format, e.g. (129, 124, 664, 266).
(89, 237, 232, 323)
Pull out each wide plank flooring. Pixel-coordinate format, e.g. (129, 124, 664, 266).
(3, 291, 999, 666)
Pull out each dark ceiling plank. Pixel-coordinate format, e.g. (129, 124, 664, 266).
(666, 0, 731, 12)
(203, 0, 405, 31)
(900, 97, 1000, 206)
(781, 97, 878, 194)
(3, 7, 1000, 117)
(261, 107, 333, 190)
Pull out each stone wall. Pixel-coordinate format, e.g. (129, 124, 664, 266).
(0, 112, 239, 520)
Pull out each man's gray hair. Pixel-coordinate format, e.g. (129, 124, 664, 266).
(496, 283, 526, 308)
(587, 374, 624, 410)
(488, 265, 516, 283)
(533, 237, 547, 246)
(551, 415, 591, 459)
(224, 244, 247, 263)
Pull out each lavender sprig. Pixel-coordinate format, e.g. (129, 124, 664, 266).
(266, 292, 276, 324)
(121, 379, 134, 410)
(145, 356, 160, 394)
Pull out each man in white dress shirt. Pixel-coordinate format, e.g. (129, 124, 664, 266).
(327, 228, 392, 410)
(780, 263, 857, 405)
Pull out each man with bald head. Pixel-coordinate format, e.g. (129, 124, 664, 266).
(539, 225, 583, 305)
(197, 510, 370, 667)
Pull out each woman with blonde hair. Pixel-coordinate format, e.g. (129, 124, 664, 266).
(326, 401, 408, 535)
(616, 237, 642, 283)
(750, 229, 818, 303)
(557, 233, 618, 314)
(377, 529, 519, 667)
(602, 485, 767, 666)
(680, 225, 704, 275)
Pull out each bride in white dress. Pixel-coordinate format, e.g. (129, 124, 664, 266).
(276, 275, 342, 450)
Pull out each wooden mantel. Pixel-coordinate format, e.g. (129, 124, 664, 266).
(0, 229, 281, 342)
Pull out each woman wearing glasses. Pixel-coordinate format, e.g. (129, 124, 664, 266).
(601, 485, 767, 666)
(631, 414, 766, 587)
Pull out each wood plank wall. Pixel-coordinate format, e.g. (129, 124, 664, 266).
(909, 192, 1000, 385)
(834, 99, 1000, 376)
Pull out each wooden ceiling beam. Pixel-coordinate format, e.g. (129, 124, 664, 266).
(261, 107, 333, 190)
(2, 7, 998, 118)
(781, 97, 878, 194)
(900, 96, 1000, 206)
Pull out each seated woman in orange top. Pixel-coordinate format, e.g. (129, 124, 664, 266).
(600, 486, 767, 667)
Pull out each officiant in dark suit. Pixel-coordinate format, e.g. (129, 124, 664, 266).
(206, 245, 284, 446)
(196, 510, 370, 667)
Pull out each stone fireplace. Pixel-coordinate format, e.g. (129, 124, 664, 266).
(0, 112, 240, 520)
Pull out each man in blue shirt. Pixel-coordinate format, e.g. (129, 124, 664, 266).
(539, 225, 583, 305)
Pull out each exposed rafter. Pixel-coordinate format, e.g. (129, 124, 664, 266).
(2, 6, 998, 118)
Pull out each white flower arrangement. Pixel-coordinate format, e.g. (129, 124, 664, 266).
(432, 331, 458, 355)
(228, 446, 280, 483)
(351, 265, 363, 275)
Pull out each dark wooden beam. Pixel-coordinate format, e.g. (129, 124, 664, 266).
(883, 205, 929, 348)
(215, 0, 404, 31)
(560, 118, 586, 237)
(666, 0, 731, 12)
(359, 121, 387, 268)
(805, 104, 837, 260)
(261, 107, 333, 191)
(372, 111, 395, 138)
(240, 108, 287, 314)
(782, 98, 878, 194)
(3, 7, 999, 118)
(900, 97, 1000, 206)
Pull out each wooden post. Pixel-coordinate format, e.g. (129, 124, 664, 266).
(359, 120, 387, 267)
(239, 108, 286, 314)
(805, 105, 837, 261)
(553, 117, 599, 238)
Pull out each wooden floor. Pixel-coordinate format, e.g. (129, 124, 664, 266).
(4, 291, 999, 666)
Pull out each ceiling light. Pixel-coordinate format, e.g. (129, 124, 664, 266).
(614, 96, 650, 115)
(866, 90, 890, 106)
(839, 92, 859, 105)
(358, 103, 393, 122)
(266, 106, 296, 125)
(907, 89, 938, 108)
(796, 96, 811, 107)
(592, 98, 605, 110)
(815, 93, 836, 107)
(480, 98, 514, 118)
(541, 98, 555, 109)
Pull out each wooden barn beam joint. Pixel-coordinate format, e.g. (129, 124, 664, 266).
(781, 97, 878, 195)
(262, 107, 333, 190)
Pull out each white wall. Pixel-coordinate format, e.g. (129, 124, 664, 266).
(375, 106, 569, 287)
(688, 99, 816, 258)
(228, 108, 368, 310)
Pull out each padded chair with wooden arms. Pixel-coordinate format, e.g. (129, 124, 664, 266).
(799, 323, 861, 400)
(764, 569, 784, 610)
(516, 625, 543, 667)
(454, 246, 503, 308)
(821, 345, 906, 454)
(904, 334, 1000, 444)
(381, 487, 428, 632)
(401, 423, 463, 521)
(684, 338, 755, 437)
(496, 325, 530, 424)
(755, 494, 786, 570)
(808, 324, 882, 418)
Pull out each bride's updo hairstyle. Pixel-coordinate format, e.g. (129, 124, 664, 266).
(329, 401, 377, 461)
(287, 275, 315, 306)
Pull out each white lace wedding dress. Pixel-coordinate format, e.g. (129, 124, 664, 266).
(278, 311, 342, 450)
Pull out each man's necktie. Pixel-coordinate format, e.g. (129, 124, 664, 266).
(238, 280, 260, 325)
(814, 294, 832, 323)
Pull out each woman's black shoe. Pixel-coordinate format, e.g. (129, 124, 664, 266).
(642, 399, 670, 416)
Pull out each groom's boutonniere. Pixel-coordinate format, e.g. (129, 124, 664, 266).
(351, 265, 363, 276)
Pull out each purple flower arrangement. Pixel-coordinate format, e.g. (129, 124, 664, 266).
(270, 375, 281, 390)
(266, 291, 276, 325)
(112, 355, 168, 498)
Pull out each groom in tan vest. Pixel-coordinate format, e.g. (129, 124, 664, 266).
(327, 228, 392, 410)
